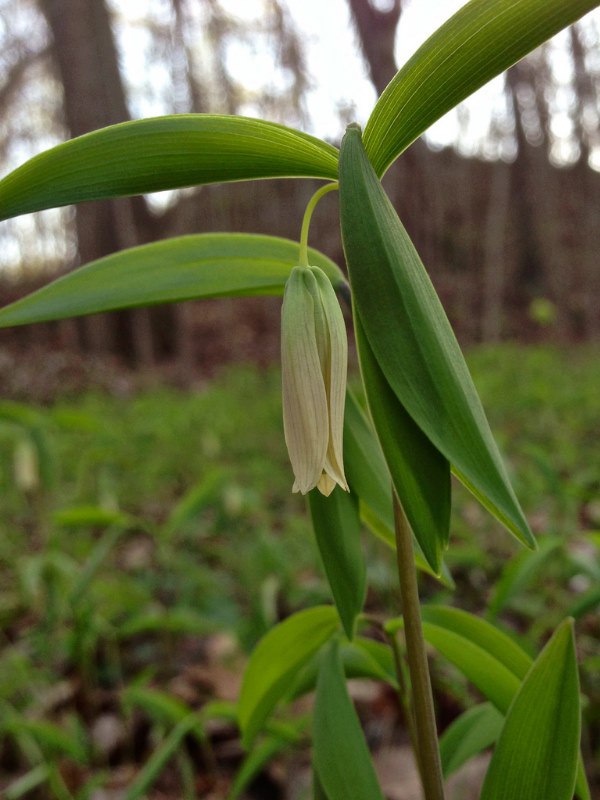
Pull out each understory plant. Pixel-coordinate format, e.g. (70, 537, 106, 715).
(0, 1, 597, 798)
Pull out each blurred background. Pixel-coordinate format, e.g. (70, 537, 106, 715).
(0, 2, 599, 799)
(1, 0, 599, 368)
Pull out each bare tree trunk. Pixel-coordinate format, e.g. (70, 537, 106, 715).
(37, 0, 160, 365)
(346, 0, 402, 96)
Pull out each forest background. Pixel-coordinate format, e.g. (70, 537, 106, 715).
(1, 2, 600, 798)
(1, 0, 599, 372)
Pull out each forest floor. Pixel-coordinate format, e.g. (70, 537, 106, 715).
(0, 342, 599, 799)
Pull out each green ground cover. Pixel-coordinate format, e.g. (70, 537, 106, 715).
(0, 344, 598, 798)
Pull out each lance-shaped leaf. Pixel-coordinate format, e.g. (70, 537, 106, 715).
(0, 234, 344, 328)
(364, 0, 600, 176)
(313, 641, 385, 800)
(0, 115, 339, 221)
(439, 703, 504, 778)
(308, 488, 366, 639)
(386, 606, 590, 799)
(480, 619, 581, 800)
(354, 312, 450, 572)
(339, 126, 534, 551)
(238, 606, 339, 748)
(343, 389, 454, 585)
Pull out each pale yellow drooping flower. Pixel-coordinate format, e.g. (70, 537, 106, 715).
(281, 265, 348, 496)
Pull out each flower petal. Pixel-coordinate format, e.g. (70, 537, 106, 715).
(281, 267, 329, 494)
(311, 267, 349, 492)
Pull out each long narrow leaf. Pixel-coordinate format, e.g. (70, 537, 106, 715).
(354, 313, 450, 572)
(0, 115, 338, 220)
(0, 234, 344, 328)
(343, 390, 454, 585)
(387, 606, 590, 799)
(439, 703, 504, 777)
(480, 619, 581, 800)
(124, 714, 203, 800)
(339, 126, 534, 551)
(290, 638, 398, 699)
(238, 606, 339, 748)
(308, 488, 366, 640)
(364, 0, 599, 175)
(313, 641, 385, 800)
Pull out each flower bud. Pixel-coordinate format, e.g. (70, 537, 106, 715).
(281, 265, 348, 496)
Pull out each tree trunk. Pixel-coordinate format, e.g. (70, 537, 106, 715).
(38, 0, 165, 365)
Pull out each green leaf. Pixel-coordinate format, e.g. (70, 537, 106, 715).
(364, 0, 599, 176)
(339, 126, 534, 551)
(229, 736, 294, 800)
(123, 686, 196, 728)
(388, 606, 590, 799)
(228, 720, 306, 800)
(386, 605, 529, 711)
(118, 607, 219, 638)
(313, 766, 330, 800)
(163, 469, 225, 537)
(308, 488, 366, 639)
(480, 619, 581, 800)
(0, 114, 338, 220)
(4, 765, 50, 800)
(52, 505, 132, 530)
(487, 536, 562, 618)
(343, 390, 454, 586)
(124, 713, 203, 800)
(290, 637, 398, 699)
(238, 606, 339, 748)
(0, 233, 344, 328)
(439, 702, 504, 777)
(4, 719, 87, 763)
(354, 313, 450, 573)
(421, 606, 533, 685)
(313, 641, 385, 800)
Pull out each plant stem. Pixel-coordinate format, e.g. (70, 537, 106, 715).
(298, 182, 338, 266)
(385, 627, 421, 773)
(393, 491, 445, 800)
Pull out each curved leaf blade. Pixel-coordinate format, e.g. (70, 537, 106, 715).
(343, 389, 454, 586)
(354, 314, 450, 573)
(364, 0, 599, 176)
(339, 126, 534, 550)
(308, 488, 366, 640)
(422, 606, 533, 681)
(439, 702, 504, 777)
(313, 641, 385, 800)
(238, 606, 339, 748)
(480, 619, 581, 800)
(390, 606, 590, 799)
(0, 234, 344, 328)
(290, 638, 398, 701)
(0, 115, 338, 220)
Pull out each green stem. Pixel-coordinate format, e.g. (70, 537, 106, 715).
(393, 491, 445, 800)
(298, 182, 338, 266)
(385, 627, 421, 774)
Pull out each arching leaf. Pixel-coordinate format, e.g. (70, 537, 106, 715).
(364, 0, 599, 176)
(0, 115, 338, 220)
(0, 234, 344, 328)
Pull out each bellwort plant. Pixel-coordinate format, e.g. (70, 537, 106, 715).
(0, 1, 597, 797)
